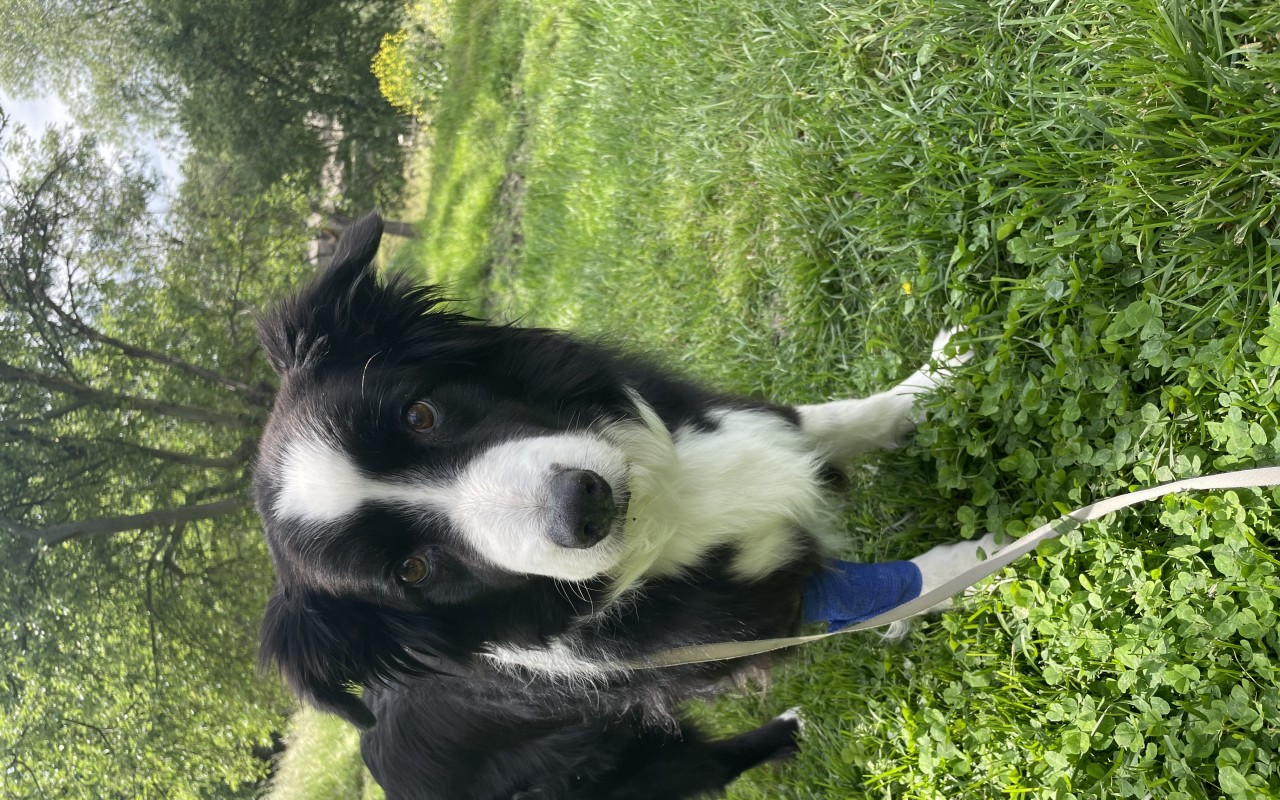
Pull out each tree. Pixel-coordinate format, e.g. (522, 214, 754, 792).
(147, 0, 412, 208)
(0, 121, 269, 543)
(0, 112, 312, 798)
(0, 0, 413, 209)
(0, 0, 172, 136)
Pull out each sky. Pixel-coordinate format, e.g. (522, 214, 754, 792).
(2, 92, 73, 132)
(1, 90, 186, 212)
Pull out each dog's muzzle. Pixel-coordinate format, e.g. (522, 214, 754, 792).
(547, 468, 616, 549)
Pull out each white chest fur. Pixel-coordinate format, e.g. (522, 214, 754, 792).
(610, 407, 832, 590)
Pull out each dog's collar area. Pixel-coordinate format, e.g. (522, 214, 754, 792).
(801, 559, 922, 632)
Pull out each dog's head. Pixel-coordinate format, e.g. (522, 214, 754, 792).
(254, 212, 642, 726)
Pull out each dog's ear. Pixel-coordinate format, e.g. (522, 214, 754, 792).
(257, 211, 386, 377)
(258, 584, 380, 729)
(258, 581, 468, 729)
(302, 210, 387, 352)
(320, 210, 385, 305)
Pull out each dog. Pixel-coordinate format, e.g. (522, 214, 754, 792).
(254, 212, 990, 798)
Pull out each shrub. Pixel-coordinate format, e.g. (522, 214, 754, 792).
(372, 2, 448, 120)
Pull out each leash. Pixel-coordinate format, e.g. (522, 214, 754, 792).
(630, 465, 1280, 669)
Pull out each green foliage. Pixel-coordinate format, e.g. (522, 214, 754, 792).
(1, 123, 307, 798)
(373, 1, 449, 120)
(367, 0, 1280, 797)
(3, 2, 423, 790)
(386, 0, 529, 302)
(147, 0, 412, 211)
(0, 0, 167, 134)
(0, 0, 412, 211)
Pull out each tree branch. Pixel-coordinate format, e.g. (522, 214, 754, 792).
(36, 286, 274, 408)
(2, 426, 255, 470)
(5, 151, 274, 409)
(3, 496, 252, 546)
(0, 359, 255, 427)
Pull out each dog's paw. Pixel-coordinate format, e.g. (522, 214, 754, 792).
(776, 707, 806, 734)
(760, 708, 804, 762)
(909, 532, 1003, 612)
(892, 327, 971, 431)
(929, 326, 973, 374)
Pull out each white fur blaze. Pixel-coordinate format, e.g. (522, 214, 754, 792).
(270, 429, 635, 582)
(445, 434, 631, 580)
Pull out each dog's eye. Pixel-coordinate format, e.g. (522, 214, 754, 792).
(396, 555, 431, 585)
(404, 401, 437, 432)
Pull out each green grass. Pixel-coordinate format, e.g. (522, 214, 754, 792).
(376, 0, 1280, 797)
(264, 707, 384, 800)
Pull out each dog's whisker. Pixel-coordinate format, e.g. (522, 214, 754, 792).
(360, 351, 382, 399)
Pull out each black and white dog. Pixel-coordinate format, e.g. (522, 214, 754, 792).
(255, 212, 990, 799)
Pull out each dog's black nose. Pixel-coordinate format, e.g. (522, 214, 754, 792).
(548, 469, 615, 549)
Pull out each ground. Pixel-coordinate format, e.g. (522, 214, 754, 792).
(268, 0, 1280, 796)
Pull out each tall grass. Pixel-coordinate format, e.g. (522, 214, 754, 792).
(264, 707, 384, 800)
(374, 0, 1280, 797)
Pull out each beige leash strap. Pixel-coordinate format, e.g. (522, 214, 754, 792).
(631, 465, 1280, 669)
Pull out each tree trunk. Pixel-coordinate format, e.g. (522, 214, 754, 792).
(2, 427, 255, 469)
(381, 219, 418, 239)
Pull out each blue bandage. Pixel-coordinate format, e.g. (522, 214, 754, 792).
(801, 559, 923, 632)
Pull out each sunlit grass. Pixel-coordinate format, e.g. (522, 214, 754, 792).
(325, 0, 1280, 796)
(264, 706, 384, 800)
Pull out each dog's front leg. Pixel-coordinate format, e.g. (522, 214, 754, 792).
(908, 532, 1002, 613)
(796, 328, 970, 463)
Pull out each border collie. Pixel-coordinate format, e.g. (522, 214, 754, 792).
(255, 212, 986, 799)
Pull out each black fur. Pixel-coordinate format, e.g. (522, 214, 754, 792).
(362, 685, 801, 799)
(255, 212, 825, 799)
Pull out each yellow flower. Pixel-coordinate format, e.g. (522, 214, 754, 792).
(902, 281, 913, 295)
